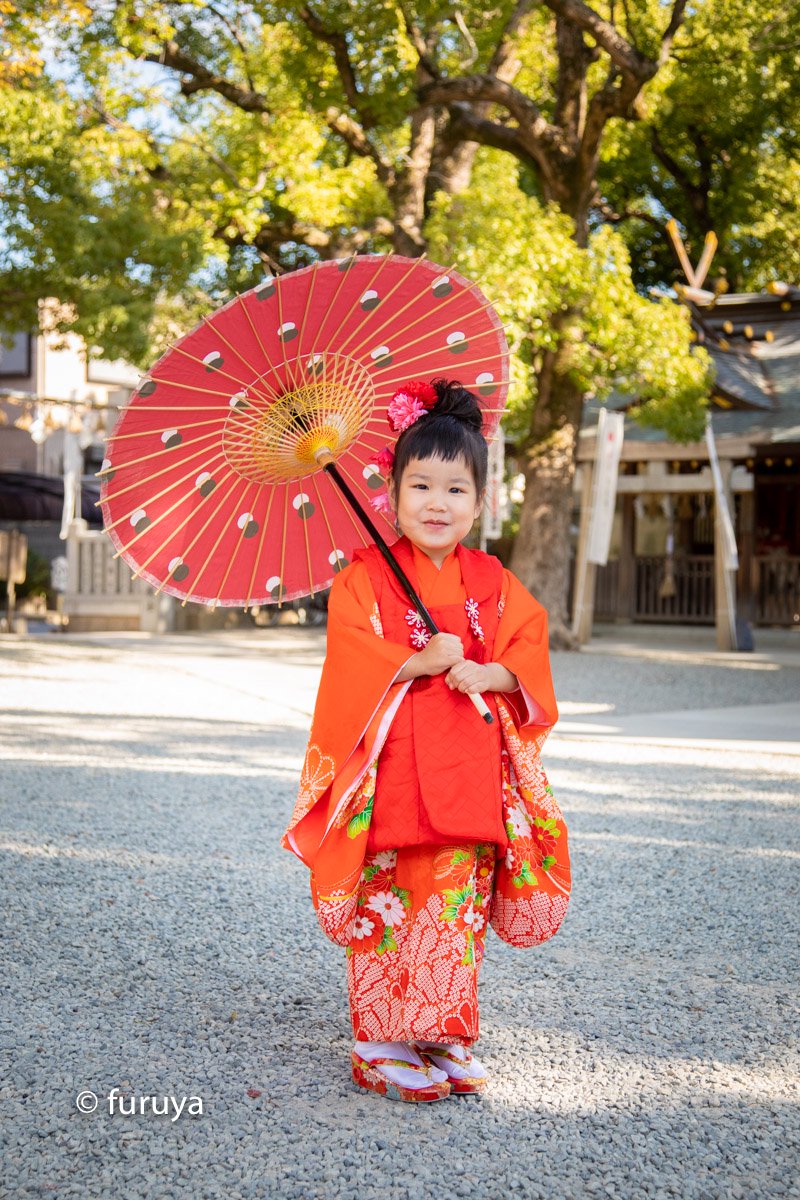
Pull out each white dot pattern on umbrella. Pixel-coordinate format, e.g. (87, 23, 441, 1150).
(99, 254, 508, 607)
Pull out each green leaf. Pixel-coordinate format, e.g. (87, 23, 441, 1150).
(346, 795, 374, 839)
(542, 855, 557, 871)
(376, 926, 397, 955)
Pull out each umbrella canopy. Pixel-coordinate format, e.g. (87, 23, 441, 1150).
(99, 254, 508, 607)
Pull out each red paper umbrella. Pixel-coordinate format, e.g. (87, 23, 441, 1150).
(98, 253, 508, 609)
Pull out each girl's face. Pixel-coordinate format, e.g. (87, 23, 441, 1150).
(390, 453, 483, 567)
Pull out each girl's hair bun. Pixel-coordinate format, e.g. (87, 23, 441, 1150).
(430, 379, 483, 433)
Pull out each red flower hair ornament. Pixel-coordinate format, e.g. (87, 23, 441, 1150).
(386, 380, 438, 433)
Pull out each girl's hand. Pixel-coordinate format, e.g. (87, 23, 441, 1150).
(445, 660, 491, 694)
(416, 632, 464, 676)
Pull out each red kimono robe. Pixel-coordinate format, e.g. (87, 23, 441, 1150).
(282, 536, 570, 1046)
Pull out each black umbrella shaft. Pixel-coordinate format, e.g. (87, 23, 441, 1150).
(322, 460, 438, 635)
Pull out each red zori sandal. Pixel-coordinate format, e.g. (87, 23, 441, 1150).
(413, 1042, 488, 1095)
(351, 1050, 451, 1103)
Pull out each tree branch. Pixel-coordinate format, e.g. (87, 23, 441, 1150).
(205, 2, 258, 93)
(543, 0, 655, 80)
(145, 40, 270, 113)
(324, 107, 396, 189)
(418, 74, 562, 152)
(396, 2, 441, 80)
(658, 0, 689, 66)
(487, 0, 538, 77)
(298, 4, 378, 127)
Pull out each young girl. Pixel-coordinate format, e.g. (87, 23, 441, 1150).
(282, 378, 570, 1102)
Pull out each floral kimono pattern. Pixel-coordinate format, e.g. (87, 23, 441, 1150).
(282, 537, 571, 1046)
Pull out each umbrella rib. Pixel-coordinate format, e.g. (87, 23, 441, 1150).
(275, 277, 302, 397)
(336, 257, 459, 362)
(107, 415, 225, 442)
(308, 471, 341, 579)
(97, 441, 227, 512)
(144, 467, 245, 591)
(238, 296, 287, 402)
(352, 298, 502, 371)
(332, 455, 397, 542)
(200, 315, 280, 405)
(305, 254, 368, 362)
(299, 477, 315, 598)
(114, 458, 237, 567)
(369, 336, 506, 386)
(245, 478, 277, 610)
(158, 468, 245, 599)
(124, 377, 255, 405)
(309, 253, 399, 368)
(101, 448, 229, 533)
(322, 466, 373, 549)
(167, 342, 268, 399)
(99, 423, 223, 482)
(179, 472, 255, 605)
(294, 261, 320, 374)
(207, 478, 263, 607)
(278, 481, 289, 606)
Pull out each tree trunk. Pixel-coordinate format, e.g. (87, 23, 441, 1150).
(510, 339, 585, 649)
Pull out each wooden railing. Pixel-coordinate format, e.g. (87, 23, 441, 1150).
(593, 554, 800, 626)
(754, 556, 800, 625)
(594, 555, 714, 623)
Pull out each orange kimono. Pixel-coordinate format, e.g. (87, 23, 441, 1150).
(282, 536, 570, 1046)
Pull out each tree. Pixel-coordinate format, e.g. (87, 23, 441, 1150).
(6, 0, 774, 644)
(597, 0, 800, 292)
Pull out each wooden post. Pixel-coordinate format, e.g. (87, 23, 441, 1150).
(738, 489, 755, 623)
(714, 459, 738, 650)
(571, 461, 597, 643)
(616, 493, 636, 620)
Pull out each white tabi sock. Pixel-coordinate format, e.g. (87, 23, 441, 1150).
(354, 1041, 449, 1089)
(415, 1041, 488, 1080)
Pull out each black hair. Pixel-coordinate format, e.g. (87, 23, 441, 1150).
(392, 378, 488, 494)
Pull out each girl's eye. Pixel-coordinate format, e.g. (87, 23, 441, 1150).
(450, 487, 465, 493)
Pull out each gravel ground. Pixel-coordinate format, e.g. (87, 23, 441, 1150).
(1, 630, 799, 1200)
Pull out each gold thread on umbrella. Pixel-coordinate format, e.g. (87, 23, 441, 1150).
(221, 352, 374, 484)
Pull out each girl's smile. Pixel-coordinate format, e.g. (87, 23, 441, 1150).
(391, 453, 483, 568)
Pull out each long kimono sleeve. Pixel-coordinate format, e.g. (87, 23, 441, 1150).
(492, 568, 558, 738)
(309, 561, 415, 771)
(281, 561, 414, 864)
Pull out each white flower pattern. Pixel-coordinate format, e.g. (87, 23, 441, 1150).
(405, 608, 431, 649)
(366, 890, 406, 927)
(465, 597, 485, 642)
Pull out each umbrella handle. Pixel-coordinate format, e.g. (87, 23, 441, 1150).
(319, 455, 494, 725)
